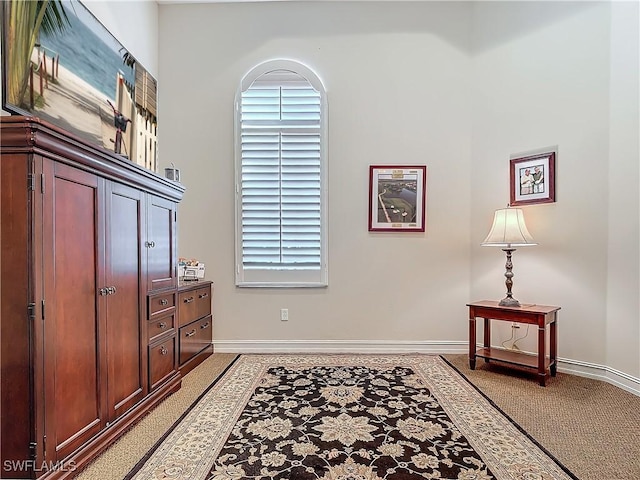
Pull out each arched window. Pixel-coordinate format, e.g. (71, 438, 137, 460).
(235, 60, 328, 287)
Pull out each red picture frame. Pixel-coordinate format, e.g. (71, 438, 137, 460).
(510, 152, 556, 206)
(368, 165, 427, 232)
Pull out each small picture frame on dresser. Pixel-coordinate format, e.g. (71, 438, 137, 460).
(183, 267, 198, 281)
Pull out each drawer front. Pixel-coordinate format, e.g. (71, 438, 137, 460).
(149, 335, 176, 390)
(195, 286, 212, 319)
(179, 315, 213, 365)
(147, 314, 176, 343)
(148, 291, 176, 319)
(178, 290, 198, 326)
(178, 285, 211, 327)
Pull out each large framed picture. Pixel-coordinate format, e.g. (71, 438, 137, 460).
(510, 152, 556, 206)
(368, 165, 427, 232)
(1, 0, 158, 171)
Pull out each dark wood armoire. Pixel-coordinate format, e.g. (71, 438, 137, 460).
(0, 116, 185, 479)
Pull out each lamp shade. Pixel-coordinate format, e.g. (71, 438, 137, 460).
(481, 208, 537, 247)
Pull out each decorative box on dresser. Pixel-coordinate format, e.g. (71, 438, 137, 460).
(0, 116, 184, 479)
(177, 280, 214, 375)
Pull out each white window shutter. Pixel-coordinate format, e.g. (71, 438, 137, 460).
(235, 61, 327, 287)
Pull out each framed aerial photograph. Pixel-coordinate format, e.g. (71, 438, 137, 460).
(510, 152, 556, 206)
(1, 0, 158, 171)
(368, 165, 427, 232)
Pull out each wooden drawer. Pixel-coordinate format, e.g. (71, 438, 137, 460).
(148, 314, 176, 344)
(179, 315, 213, 365)
(178, 285, 211, 327)
(149, 335, 177, 391)
(148, 291, 176, 319)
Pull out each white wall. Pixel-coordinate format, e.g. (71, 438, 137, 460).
(606, 1, 640, 378)
(2, 1, 637, 383)
(83, 1, 159, 78)
(158, 1, 639, 383)
(470, 1, 639, 379)
(158, 2, 473, 347)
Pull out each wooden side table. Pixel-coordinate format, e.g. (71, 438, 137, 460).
(467, 300, 561, 386)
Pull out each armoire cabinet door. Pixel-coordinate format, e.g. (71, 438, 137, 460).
(105, 182, 146, 419)
(146, 195, 177, 292)
(43, 161, 103, 462)
(1, 153, 40, 477)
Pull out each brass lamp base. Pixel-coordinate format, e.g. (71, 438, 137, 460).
(499, 248, 521, 308)
(499, 296, 521, 307)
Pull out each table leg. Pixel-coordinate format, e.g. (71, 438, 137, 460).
(469, 314, 476, 370)
(483, 318, 491, 362)
(550, 313, 557, 377)
(538, 323, 547, 386)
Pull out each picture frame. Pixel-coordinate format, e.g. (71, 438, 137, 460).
(368, 165, 427, 232)
(510, 152, 556, 206)
(1, 0, 158, 171)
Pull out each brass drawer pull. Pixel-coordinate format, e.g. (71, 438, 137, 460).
(198, 293, 208, 299)
(159, 345, 168, 355)
(201, 322, 209, 329)
(185, 329, 196, 338)
(160, 298, 168, 306)
(184, 297, 194, 304)
(158, 322, 167, 329)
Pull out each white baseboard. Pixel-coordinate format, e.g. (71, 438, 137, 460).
(213, 339, 640, 396)
(556, 357, 640, 396)
(213, 339, 467, 355)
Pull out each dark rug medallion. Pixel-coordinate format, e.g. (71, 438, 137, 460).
(128, 355, 576, 480)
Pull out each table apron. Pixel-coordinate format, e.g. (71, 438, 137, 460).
(470, 308, 556, 327)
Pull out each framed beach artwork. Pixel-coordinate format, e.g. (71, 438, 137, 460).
(1, 0, 158, 171)
(510, 152, 556, 206)
(368, 165, 427, 232)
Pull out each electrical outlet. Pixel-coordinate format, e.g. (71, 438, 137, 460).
(280, 308, 289, 321)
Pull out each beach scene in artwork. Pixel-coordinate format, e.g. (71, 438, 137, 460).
(4, 0, 157, 169)
(27, 47, 129, 153)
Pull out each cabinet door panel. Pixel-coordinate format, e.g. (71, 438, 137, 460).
(106, 183, 145, 419)
(0, 154, 33, 476)
(44, 162, 103, 461)
(147, 195, 177, 291)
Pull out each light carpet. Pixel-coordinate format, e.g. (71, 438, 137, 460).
(125, 354, 576, 480)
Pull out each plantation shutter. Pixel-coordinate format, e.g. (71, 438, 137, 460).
(236, 64, 327, 287)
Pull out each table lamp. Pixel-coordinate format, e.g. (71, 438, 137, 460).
(481, 207, 537, 307)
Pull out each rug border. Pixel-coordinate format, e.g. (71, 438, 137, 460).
(439, 355, 580, 480)
(123, 354, 242, 480)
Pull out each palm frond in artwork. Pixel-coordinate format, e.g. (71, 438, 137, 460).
(6, 0, 70, 108)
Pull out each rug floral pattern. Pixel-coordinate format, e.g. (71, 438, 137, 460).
(127, 355, 575, 480)
(211, 365, 492, 479)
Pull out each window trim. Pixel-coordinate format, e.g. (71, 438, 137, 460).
(234, 59, 328, 288)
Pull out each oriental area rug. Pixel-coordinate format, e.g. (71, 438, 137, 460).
(126, 355, 577, 480)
